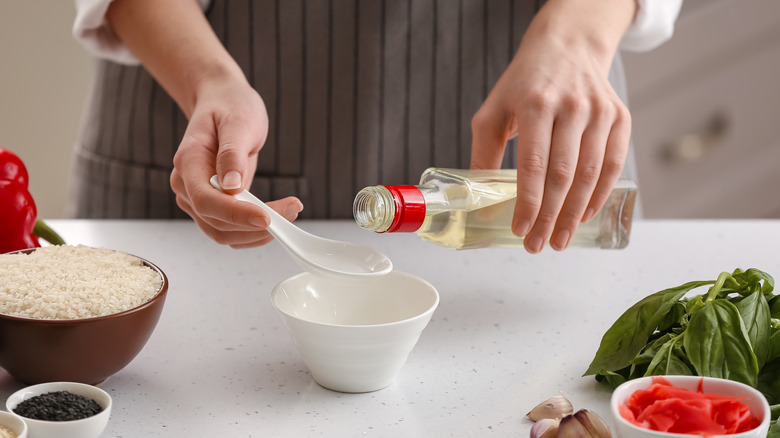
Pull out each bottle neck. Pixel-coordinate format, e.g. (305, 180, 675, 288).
(353, 185, 426, 233)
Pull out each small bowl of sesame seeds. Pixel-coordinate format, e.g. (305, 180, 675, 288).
(5, 381, 111, 438)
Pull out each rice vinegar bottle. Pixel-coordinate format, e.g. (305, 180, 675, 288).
(352, 168, 637, 250)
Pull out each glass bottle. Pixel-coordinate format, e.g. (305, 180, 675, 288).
(353, 168, 637, 250)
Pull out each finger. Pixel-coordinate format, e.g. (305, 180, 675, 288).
(176, 154, 302, 232)
(212, 198, 303, 247)
(215, 113, 268, 194)
(184, 208, 273, 245)
(229, 234, 277, 249)
(173, 121, 222, 205)
(205, 226, 275, 247)
(173, 191, 258, 233)
(512, 96, 554, 243)
(549, 103, 612, 250)
(182, 194, 297, 247)
(265, 197, 305, 223)
(583, 101, 630, 222)
(469, 102, 512, 170)
(189, 179, 272, 229)
(523, 104, 587, 253)
(174, 130, 269, 230)
(207, 195, 302, 229)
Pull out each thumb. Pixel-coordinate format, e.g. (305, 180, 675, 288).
(469, 104, 512, 170)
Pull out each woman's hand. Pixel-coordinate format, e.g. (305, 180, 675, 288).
(170, 73, 303, 249)
(470, 0, 636, 253)
(107, 0, 302, 249)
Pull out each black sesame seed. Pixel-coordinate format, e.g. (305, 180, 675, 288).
(13, 391, 103, 421)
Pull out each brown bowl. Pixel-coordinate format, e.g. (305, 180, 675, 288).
(0, 248, 169, 385)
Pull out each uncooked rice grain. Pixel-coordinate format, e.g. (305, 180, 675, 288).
(0, 425, 16, 438)
(0, 245, 162, 320)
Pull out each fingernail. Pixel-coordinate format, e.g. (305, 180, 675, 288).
(514, 220, 530, 236)
(552, 230, 570, 251)
(526, 235, 544, 253)
(221, 171, 242, 190)
(249, 215, 270, 228)
(286, 201, 304, 217)
(582, 208, 595, 222)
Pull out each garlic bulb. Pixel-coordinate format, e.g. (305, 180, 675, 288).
(527, 397, 612, 438)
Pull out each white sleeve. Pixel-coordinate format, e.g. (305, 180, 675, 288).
(72, 0, 212, 66)
(619, 0, 683, 52)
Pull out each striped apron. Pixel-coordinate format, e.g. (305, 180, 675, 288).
(67, 0, 635, 219)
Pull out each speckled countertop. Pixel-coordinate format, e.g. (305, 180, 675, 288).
(1, 219, 776, 437)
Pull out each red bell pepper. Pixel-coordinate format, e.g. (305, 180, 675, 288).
(0, 147, 29, 186)
(0, 148, 64, 253)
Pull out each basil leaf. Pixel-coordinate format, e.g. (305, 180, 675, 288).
(771, 296, 780, 318)
(771, 405, 780, 438)
(631, 333, 675, 367)
(746, 268, 775, 294)
(584, 280, 713, 376)
(657, 302, 686, 333)
(644, 336, 694, 377)
(726, 268, 774, 296)
(683, 299, 759, 387)
(595, 369, 627, 390)
(770, 419, 780, 438)
(760, 358, 780, 405)
(770, 329, 780, 364)
(629, 333, 676, 379)
(772, 400, 780, 438)
(736, 291, 772, 367)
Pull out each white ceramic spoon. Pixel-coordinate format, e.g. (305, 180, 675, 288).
(210, 175, 392, 278)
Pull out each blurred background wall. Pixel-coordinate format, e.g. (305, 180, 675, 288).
(0, 1, 93, 218)
(624, 0, 780, 218)
(2, 0, 779, 219)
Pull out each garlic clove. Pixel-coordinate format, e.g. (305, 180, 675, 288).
(530, 418, 560, 438)
(526, 395, 574, 421)
(572, 409, 612, 438)
(557, 414, 592, 438)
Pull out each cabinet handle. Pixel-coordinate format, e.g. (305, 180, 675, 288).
(662, 114, 729, 163)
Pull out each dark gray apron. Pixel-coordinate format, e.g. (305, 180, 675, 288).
(67, 0, 634, 219)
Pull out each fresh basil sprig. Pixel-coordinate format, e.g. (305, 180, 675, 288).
(584, 268, 780, 425)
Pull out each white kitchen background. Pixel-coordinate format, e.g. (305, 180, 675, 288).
(2, 0, 779, 219)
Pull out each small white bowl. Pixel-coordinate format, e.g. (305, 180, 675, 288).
(0, 411, 28, 438)
(611, 375, 770, 438)
(272, 270, 439, 393)
(6, 382, 112, 438)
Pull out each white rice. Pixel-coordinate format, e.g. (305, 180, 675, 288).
(0, 425, 16, 438)
(0, 245, 163, 320)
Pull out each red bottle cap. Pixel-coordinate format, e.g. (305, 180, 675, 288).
(383, 185, 426, 233)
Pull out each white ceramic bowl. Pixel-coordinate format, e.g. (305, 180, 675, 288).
(611, 375, 770, 438)
(6, 382, 112, 438)
(272, 270, 439, 393)
(0, 410, 28, 438)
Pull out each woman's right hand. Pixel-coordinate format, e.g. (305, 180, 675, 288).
(170, 73, 303, 249)
(107, 0, 302, 249)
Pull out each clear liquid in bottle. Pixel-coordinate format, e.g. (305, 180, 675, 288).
(353, 168, 637, 250)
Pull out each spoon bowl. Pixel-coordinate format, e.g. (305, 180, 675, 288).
(210, 175, 392, 278)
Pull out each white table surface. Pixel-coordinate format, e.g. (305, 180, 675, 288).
(1, 219, 777, 437)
